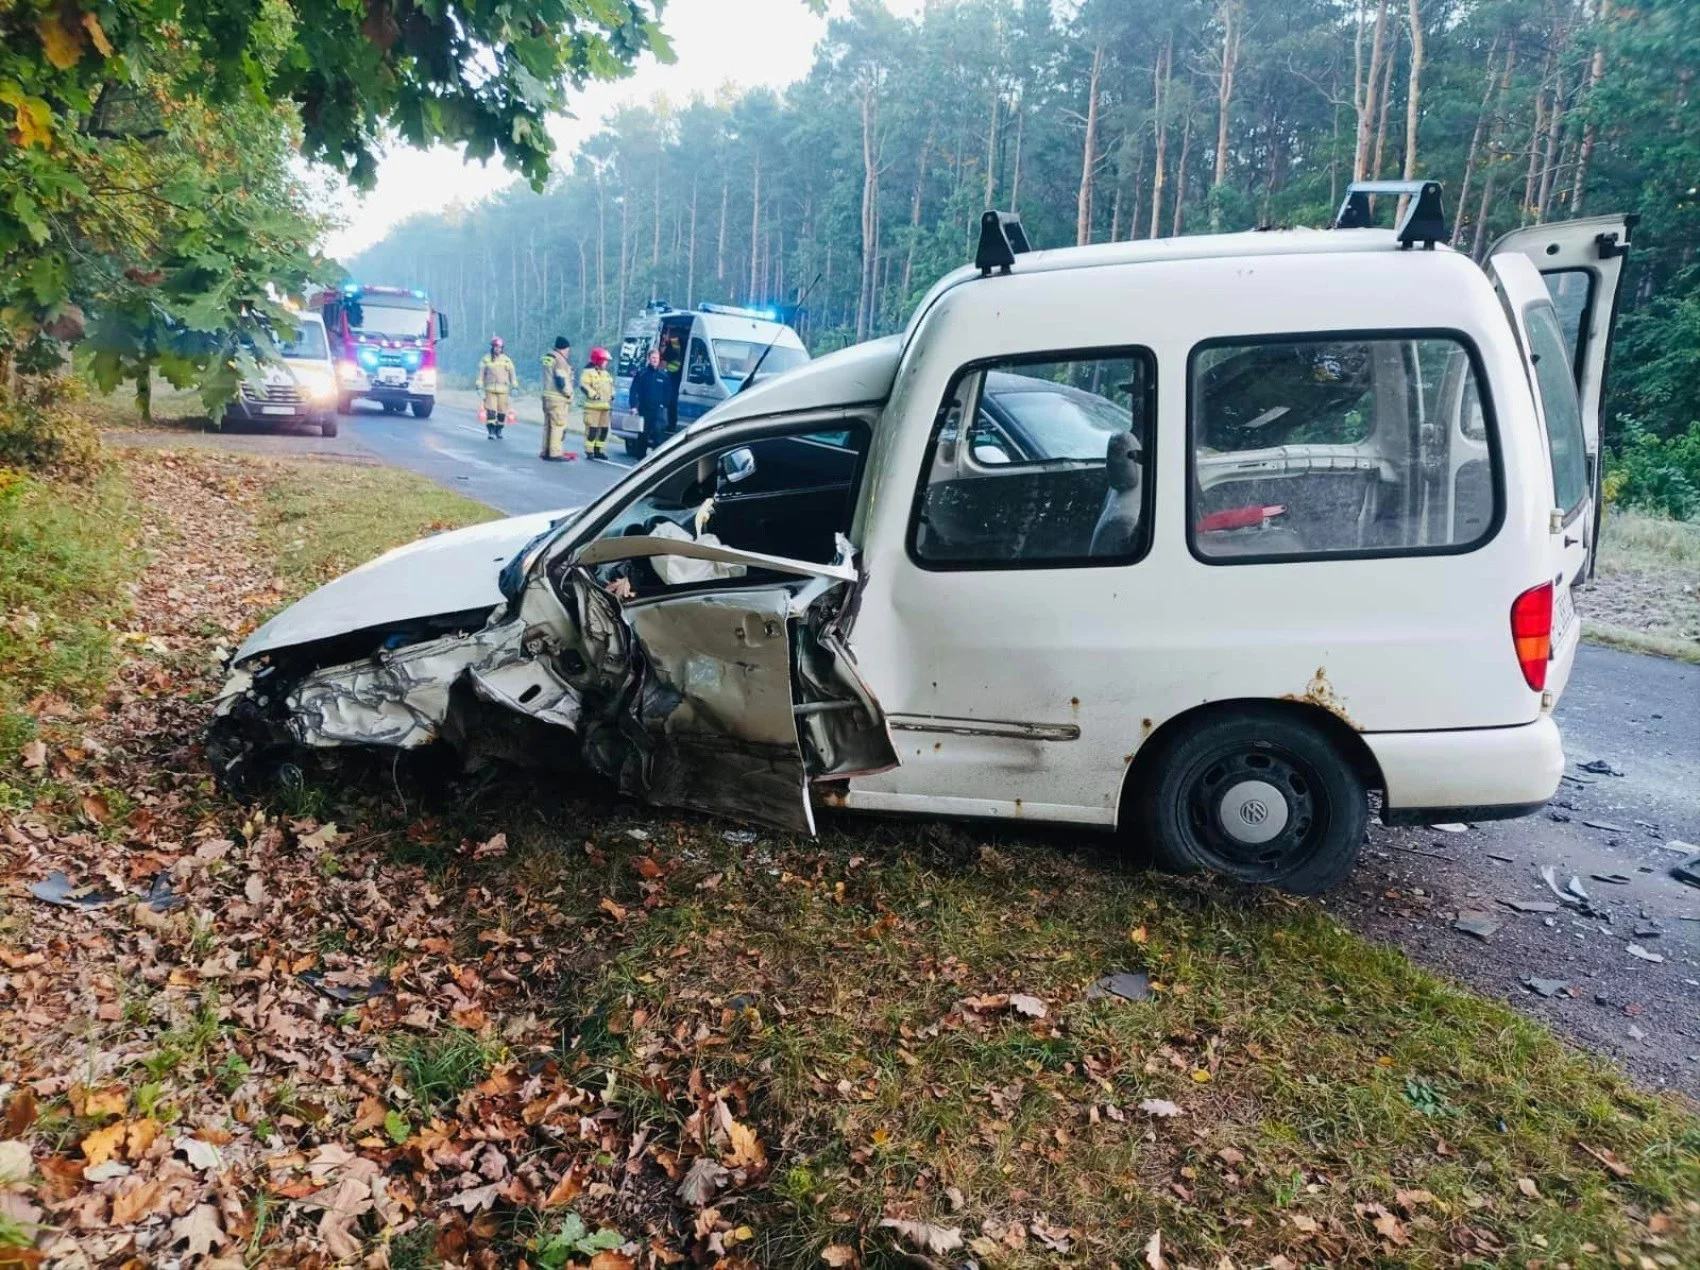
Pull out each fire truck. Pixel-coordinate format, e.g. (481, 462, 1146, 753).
(312, 284, 448, 418)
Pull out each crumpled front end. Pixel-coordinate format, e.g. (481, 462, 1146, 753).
(211, 537, 896, 831)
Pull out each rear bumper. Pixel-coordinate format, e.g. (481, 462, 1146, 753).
(1366, 715, 1564, 822)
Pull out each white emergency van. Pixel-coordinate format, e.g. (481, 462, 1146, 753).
(215, 183, 1631, 893)
(611, 303, 809, 458)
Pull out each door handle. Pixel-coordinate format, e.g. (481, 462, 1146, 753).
(1564, 535, 1580, 547)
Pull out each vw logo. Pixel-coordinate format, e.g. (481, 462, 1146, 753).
(1238, 799, 1270, 826)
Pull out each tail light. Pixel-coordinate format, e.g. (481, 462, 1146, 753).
(1510, 582, 1554, 691)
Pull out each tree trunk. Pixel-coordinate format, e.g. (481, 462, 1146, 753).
(595, 168, 607, 332)
(1077, 43, 1104, 246)
(651, 161, 662, 282)
(616, 188, 630, 332)
(716, 170, 729, 283)
(903, 112, 936, 298)
(1171, 103, 1194, 236)
(856, 82, 880, 342)
(1109, 179, 1123, 241)
(1536, 50, 1568, 223)
(1401, 0, 1425, 182)
(1471, 34, 1519, 260)
(686, 174, 698, 308)
(1010, 87, 1026, 209)
(1371, 20, 1399, 180)
(1354, 0, 1390, 180)
(1452, 34, 1501, 243)
(749, 149, 762, 303)
(984, 80, 999, 207)
(1521, 45, 1554, 224)
(1569, 1, 1609, 216)
(1210, 0, 1242, 230)
(1149, 37, 1172, 239)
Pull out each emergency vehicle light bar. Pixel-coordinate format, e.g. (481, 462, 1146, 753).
(1332, 180, 1447, 250)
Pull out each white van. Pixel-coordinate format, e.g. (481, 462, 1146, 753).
(225, 311, 340, 437)
(214, 184, 1630, 892)
(611, 304, 809, 458)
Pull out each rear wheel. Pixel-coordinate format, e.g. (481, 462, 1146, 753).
(320, 417, 338, 438)
(1135, 707, 1366, 894)
(411, 399, 434, 419)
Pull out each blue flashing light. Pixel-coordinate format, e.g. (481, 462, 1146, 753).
(403, 349, 422, 370)
(357, 346, 381, 369)
(412, 288, 425, 298)
(342, 282, 359, 293)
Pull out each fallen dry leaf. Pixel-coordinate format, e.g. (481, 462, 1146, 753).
(879, 1218, 963, 1256)
(80, 1122, 127, 1167)
(1516, 1176, 1540, 1198)
(19, 739, 46, 769)
(1139, 1098, 1182, 1118)
(1144, 1230, 1165, 1270)
(1007, 992, 1048, 1019)
(820, 1245, 857, 1267)
(724, 1119, 766, 1171)
(172, 1203, 226, 1258)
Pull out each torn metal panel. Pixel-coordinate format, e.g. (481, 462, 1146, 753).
(286, 620, 527, 749)
(793, 574, 900, 782)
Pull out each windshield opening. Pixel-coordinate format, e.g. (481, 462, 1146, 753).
(713, 340, 807, 383)
(354, 303, 432, 339)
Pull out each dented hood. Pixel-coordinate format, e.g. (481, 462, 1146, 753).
(236, 508, 575, 664)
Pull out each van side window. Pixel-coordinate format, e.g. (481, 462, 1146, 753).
(1189, 335, 1499, 562)
(910, 350, 1155, 569)
(687, 339, 714, 385)
(1541, 269, 1594, 376)
(1523, 302, 1590, 518)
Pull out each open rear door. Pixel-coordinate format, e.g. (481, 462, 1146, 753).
(1488, 215, 1633, 575)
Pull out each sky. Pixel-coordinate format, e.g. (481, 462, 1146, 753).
(322, 0, 926, 262)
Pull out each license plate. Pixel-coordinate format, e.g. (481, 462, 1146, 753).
(261, 405, 296, 416)
(1553, 587, 1577, 642)
(379, 369, 405, 385)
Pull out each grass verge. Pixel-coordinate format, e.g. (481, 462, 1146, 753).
(0, 464, 138, 762)
(252, 457, 497, 590)
(1584, 508, 1700, 661)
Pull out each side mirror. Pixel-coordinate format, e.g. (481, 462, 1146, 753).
(688, 362, 714, 386)
(719, 447, 756, 486)
(437, 312, 449, 340)
(972, 442, 1012, 466)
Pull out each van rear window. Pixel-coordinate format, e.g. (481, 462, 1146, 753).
(1189, 334, 1499, 563)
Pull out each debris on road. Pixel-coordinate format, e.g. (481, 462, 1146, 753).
(1499, 898, 1561, 914)
(1453, 912, 1502, 941)
(1523, 978, 1570, 998)
(1577, 759, 1625, 777)
(1626, 944, 1665, 964)
(27, 870, 121, 909)
(1673, 853, 1700, 890)
(1583, 820, 1627, 833)
(297, 969, 391, 1003)
(1590, 872, 1632, 886)
(1429, 823, 1469, 833)
(1087, 971, 1152, 1002)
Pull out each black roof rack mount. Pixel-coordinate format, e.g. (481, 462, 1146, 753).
(1333, 180, 1447, 250)
(976, 210, 1032, 276)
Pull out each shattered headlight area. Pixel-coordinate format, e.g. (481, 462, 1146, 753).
(209, 539, 896, 831)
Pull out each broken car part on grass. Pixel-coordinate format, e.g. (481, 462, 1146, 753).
(211, 531, 897, 833)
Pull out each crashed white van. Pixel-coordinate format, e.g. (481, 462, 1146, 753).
(213, 183, 1631, 892)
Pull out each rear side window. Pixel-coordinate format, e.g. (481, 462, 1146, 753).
(1523, 302, 1590, 517)
(1189, 334, 1499, 562)
(1542, 269, 1594, 377)
(910, 349, 1156, 569)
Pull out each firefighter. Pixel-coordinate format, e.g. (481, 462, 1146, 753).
(539, 336, 576, 461)
(477, 337, 518, 439)
(580, 346, 615, 460)
(629, 346, 672, 454)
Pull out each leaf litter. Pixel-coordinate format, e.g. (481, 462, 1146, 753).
(1, 450, 1696, 1268)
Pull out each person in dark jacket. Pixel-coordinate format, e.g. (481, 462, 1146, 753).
(628, 347, 673, 453)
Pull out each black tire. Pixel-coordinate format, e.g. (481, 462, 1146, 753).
(1134, 707, 1367, 894)
(411, 399, 434, 419)
(624, 435, 648, 460)
(320, 417, 338, 438)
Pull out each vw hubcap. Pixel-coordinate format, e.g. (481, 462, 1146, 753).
(1217, 779, 1289, 844)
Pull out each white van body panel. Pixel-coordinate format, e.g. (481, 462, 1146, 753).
(847, 246, 1557, 824)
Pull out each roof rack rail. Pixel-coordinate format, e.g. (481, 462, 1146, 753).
(1332, 180, 1447, 250)
(976, 210, 1032, 276)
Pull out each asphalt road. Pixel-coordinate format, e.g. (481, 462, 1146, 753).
(344, 394, 638, 514)
(109, 404, 1700, 1093)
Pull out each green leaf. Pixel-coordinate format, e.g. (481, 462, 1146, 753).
(383, 1109, 410, 1144)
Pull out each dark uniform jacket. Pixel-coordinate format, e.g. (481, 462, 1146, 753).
(629, 364, 672, 423)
